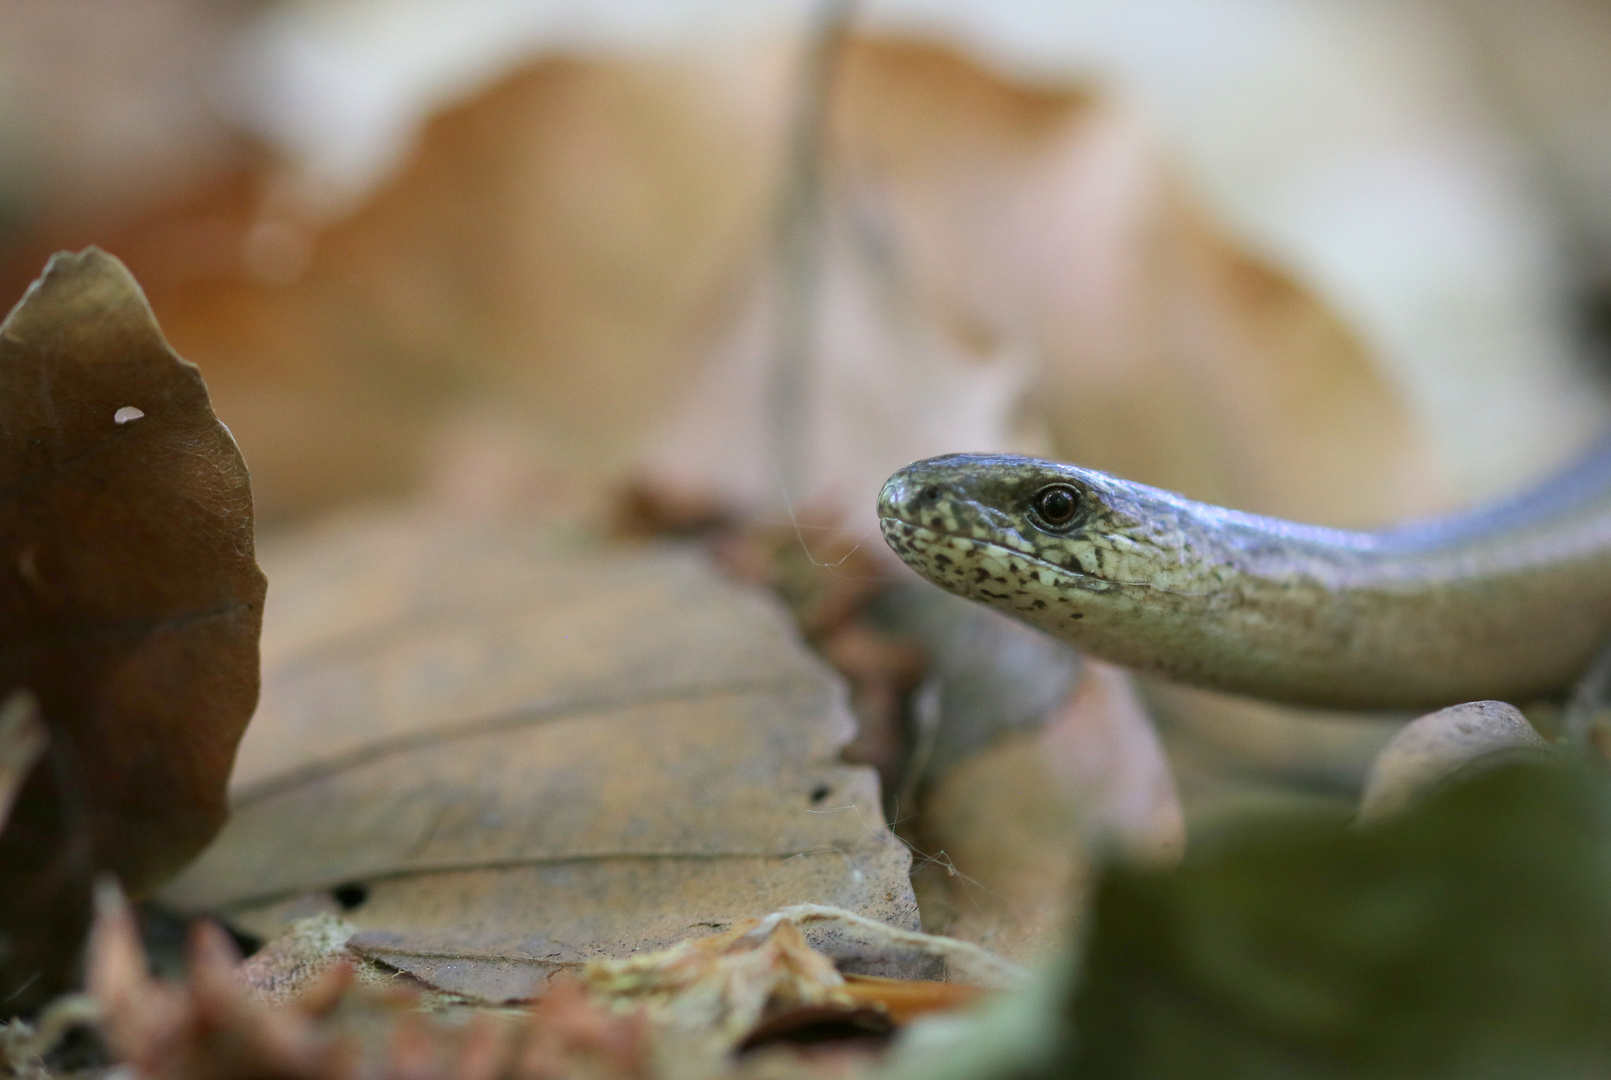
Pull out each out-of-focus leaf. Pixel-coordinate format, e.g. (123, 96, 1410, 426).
(88, 54, 778, 524)
(1059, 756, 1611, 1078)
(93, 889, 994, 1080)
(89, 881, 653, 1080)
(865, 582, 1081, 786)
(1358, 700, 1546, 824)
(1140, 681, 1409, 822)
(0, 249, 265, 1009)
(163, 512, 921, 1001)
(0, 37, 1435, 546)
(643, 39, 1438, 543)
(0, 692, 46, 834)
(913, 661, 1181, 967)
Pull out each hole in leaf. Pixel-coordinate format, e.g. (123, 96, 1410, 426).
(331, 883, 369, 910)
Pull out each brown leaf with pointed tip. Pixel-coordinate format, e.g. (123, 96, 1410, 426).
(0, 248, 266, 1008)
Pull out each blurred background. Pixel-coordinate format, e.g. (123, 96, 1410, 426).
(7, 0, 1611, 990)
(9, 0, 1611, 862)
(6, 0, 1611, 536)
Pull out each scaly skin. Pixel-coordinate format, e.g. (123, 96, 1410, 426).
(877, 452, 1611, 708)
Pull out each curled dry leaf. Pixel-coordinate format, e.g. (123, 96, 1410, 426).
(163, 512, 920, 1002)
(586, 915, 852, 1052)
(578, 906, 999, 1063)
(0, 249, 265, 1009)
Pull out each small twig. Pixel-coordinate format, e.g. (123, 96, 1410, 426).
(769, 0, 860, 505)
(750, 903, 1026, 988)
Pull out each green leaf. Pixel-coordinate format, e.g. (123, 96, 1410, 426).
(1063, 756, 1611, 1079)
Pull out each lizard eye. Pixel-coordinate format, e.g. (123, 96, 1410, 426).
(1032, 484, 1081, 529)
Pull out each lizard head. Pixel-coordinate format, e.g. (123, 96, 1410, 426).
(876, 453, 1207, 637)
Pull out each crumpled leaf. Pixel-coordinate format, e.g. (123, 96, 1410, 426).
(1059, 756, 1611, 1078)
(163, 512, 920, 1001)
(579, 904, 1004, 1064)
(0, 248, 265, 1009)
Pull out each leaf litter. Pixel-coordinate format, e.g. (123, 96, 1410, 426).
(83, 882, 1009, 1080)
(0, 246, 1005, 1078)
(6, 19, 1594, 1080)
(160, 511, 928, 1001)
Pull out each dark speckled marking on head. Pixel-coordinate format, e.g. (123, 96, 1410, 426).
(872, 452, 1240, 690)
(877, 453, 1205, 620)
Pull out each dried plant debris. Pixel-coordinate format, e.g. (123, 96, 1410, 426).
(84, 887, 996, 1080)
(0, 249, 266, 1009)
(0, 994, 103, 1080)
(163, 513, 920, 1001)
(578, 905, 1004, 1060)
(90, 881, 652, 1080)
(1057, 755, 1611, 1078)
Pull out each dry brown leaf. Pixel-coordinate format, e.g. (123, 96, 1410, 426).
(0, 249, 265, 1009)
(577, 906, 1003, 1064)
(162, 512, 919, 1002)
(825, 39, 1440, 529)
(586, 916, 852, 1051)
(0, 51, 787, 525)
(0, 36, 1438, 544)
(641, 38, 1440, 545)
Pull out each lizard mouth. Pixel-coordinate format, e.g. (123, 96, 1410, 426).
(877, 516, 1119, 595)
(878, 515, 1186, 599)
